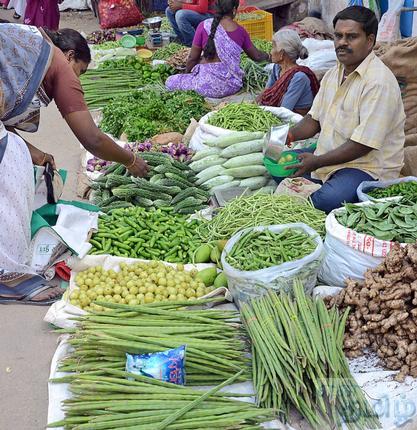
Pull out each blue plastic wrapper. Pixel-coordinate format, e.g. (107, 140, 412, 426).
(125, 345, 186, 385)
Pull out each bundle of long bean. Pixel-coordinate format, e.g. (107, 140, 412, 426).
(48, 369, 275, 429)
(226, 228, 317, 271)
(241, 281, 380, 429)
(58, 299, 250, 385)
(197, 193, 326, 241)
(207, 103, 282, 132)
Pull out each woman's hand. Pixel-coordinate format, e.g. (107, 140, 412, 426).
(126, 154, 149, 178)
(32, 151, 56, 169)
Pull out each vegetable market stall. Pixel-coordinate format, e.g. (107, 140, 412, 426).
(45, 33, 417, 430)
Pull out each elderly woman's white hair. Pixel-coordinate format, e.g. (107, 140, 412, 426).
(272, 29, 309, 62)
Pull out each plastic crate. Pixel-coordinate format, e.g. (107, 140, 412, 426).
(236, 9, 273, 41)
(152, 0, 168, 11)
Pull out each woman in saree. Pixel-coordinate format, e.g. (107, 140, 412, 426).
(0, 24, 148, 305)
(258, 29, 320, 116)
(165, 0, 269, 99)
(24, 0, 60, 31)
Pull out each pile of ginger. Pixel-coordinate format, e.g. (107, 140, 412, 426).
(326, 243, 417, 382)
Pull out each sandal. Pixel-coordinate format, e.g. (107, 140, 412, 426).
(13, 12, 20, 19)
(0, 285, 63, 306)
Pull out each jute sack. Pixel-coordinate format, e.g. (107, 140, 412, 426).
(380, 37, 417, 147)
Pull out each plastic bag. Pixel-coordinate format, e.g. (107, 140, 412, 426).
(318, 202, 401, 287)
(189, 106, 302, 152)
(357, 176, 417, 202)
(98, 0, 143, 29)
(377, 0, 403, 43)
(221, 223, 323, 305)
(275, 177, 322, 199)
(126, 346, 186, 385)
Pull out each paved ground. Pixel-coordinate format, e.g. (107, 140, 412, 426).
(0, 10, 99, 430)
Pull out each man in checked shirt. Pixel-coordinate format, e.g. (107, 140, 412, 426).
(282, 5, 406, 214)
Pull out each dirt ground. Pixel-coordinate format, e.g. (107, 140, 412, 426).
(0, 10, 99, 430)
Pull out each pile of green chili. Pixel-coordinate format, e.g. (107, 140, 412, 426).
(336, 200, 417, 242)
(367, 181, 417, 201)
(207, 103, 282, 132)
(241, 281, 380, 429)
(197, 193, 326, 241)
(226, 228, 317, 271)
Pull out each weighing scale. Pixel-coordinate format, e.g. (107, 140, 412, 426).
(143, 17, 163, 47)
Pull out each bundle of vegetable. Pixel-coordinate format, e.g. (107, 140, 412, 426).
(89, 206, 204, 261)
(86, 157, 112, 173)
(80, 59, 174, 109)
(99, 87, 210, 141)
(89, 152, 209, 213)
(152, 42, 184, 60)
(240, 39, 272, 93)
(208, 103, 283, 132)
(92, 40, 120, 50)
(197, 193, 326, 241)
(241, 282, 380, 428)
(225, 227, 317, 271)
(166, 48, 191, 70)
(57, 299, 251, 385)
(86, 29, 116, 44)
(336, 200, 417, 242)
(241, 58, 270, 93)
(236, 12, 264, 20)
(49, 369, 274, 429)
(189, 131, 270, 194)
(367, 181, 417, 201)
(128, 140, 193, 162)
(326, 243, 417, 382)
(69, 261, 217, 311)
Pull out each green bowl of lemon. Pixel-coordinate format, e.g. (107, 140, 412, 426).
(263, 150, 299, 177)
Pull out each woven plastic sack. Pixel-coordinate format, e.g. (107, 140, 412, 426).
(221, 223, 323, 305)
(318, 202, 403, 287)
(98, 0, 143, 29)
(357, 176, 417, 202)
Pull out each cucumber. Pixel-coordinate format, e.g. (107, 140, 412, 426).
(221, 139, 264, 159)
(224, 166, 267, 179)
(205, 131, 264, 148)
(191, 147, 221, 162)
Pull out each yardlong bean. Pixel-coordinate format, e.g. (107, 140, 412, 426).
(197, 193, 326, 241)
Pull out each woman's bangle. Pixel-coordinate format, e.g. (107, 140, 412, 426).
(125, 152, 136, 169)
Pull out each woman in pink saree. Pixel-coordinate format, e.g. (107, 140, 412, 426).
(166, 0, 269, 99)
(24, 0, 60, 31)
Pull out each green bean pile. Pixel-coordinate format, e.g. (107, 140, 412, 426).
(207, 103, 282, 132)
(49, 369, 274, 429)
(197, 193, 326, 241)
(58, 299, 250, 385)
(241, 282, 380, 429)
(226, 228, 317, 271)
(337, 200, 417, 242)
(367, 181, 417, 201)
(90, 207, 203, 263)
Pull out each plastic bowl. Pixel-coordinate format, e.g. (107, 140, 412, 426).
(120, 34, 137, 48)
(263, 151, 299, 177)
(136, 35, 146, 46)
(137, 48, 153, 59)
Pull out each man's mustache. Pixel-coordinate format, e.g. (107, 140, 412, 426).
(336, 47, 353, 54)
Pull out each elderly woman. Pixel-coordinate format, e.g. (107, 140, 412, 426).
(0, 24, 148, 305)
(258, 29, 320, 116)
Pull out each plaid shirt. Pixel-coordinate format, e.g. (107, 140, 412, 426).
(309, 52, 406, 182)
